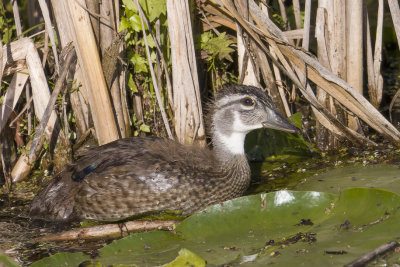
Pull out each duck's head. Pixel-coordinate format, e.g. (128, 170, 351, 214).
(211, 84, 300, 157)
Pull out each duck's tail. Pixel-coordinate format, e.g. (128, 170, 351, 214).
(29, 171, 79, 221)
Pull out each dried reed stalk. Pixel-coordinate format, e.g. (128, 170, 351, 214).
(50, 0, 90, 136)
(38, 0, 60, 72)
(28, 48, 76, 165)
(66, 0, 119, 145)
(167, 0, 206, 144)
(0, 38, 61, 182)
(346, 0, 363, 133)
(0, 72, 29, 134)
(388, 0, 400, 50)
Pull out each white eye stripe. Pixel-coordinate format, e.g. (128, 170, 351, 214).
(216, 94, 256, 108)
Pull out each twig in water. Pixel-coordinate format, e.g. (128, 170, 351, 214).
(36, 220, 180, 241)
(344, 241, 399, 267)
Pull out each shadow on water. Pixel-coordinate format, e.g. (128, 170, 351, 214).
(245, 128, 319, 193)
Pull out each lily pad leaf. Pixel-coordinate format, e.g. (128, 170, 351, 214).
(30, 252, 87, 267)
(293, 164, 400, 194)
(162, 248, 206, 267)
(0, 253, 20, 267)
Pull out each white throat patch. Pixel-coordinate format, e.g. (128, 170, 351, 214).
(214, 112, 261, 155)
(215, 131, 247, 155)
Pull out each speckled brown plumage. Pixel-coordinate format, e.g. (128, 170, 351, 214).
(29, 85, 299, 221)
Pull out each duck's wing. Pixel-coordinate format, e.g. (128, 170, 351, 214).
(29, 137, 220, 221)
(74, 141, 223, 220)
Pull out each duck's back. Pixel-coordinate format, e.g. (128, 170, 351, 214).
(29, 137, 237, 221)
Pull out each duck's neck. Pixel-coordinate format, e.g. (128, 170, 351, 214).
(212, 129, 249, 170)
(211, 129, 251, 195)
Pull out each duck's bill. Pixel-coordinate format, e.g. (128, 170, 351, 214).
(262, 111, 301, 134)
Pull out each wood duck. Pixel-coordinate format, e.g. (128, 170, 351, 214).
(29, 85, 300, 221)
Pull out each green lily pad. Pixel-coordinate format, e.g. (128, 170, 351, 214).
(293, 164, 400, 194)
(30, 252, 87, 267)
(0, 253, 20, 267)
(32, 188, 400, 266)
(162, 248, 205, 267)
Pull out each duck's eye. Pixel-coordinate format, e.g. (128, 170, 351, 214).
(241, 97, 255, 107)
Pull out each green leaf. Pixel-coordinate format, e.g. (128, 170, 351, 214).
(122, 0, 136, 11)
(119, 16, 130, 32)
(162, 248, 206, 267)
(128, 73, 138, 93)
(139, 124, 150, 133)
(289, 112, 303, 130)
(201, 32, 235, 62)
(146, 33, 156, 48)
(293, 164, 400, 194)
(0, 253, 20, 267)
(130, 53, 148, 73)
(123, 0, 166, 23)
(33, 188, 400, 266)
(31, 252, 87, 267)
(146, 0, 167, 22)
(128, 14, 142, 32)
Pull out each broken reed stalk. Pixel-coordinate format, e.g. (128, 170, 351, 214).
(236, 0, 259, 87)
(67, 0, 119, 145)
(366, 11, 378, 108)
(135, 0, 174, 140)
(98, 1, 131, 139)
(11, 0, 22, 36)
(373, 0, 384, 107)
(0, 72, 29, 134)
(259, 4, 291, 117)
(36, 220, 180, 241)
(388, 0, 400, 50)
(1, 153, 12, 192)
(346, 0, 363, 133)
(292, 0, 301, 30)
(167, 0, 206, 145)
(38, 0, 60, 73)
(302, 0, 311, 50)
(277, 0, 289, 30)
(3, 38, 62, 182)
(0, 33, 3, 87)
(50, 0, 90, 136)
(28, 48, 77, 162)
